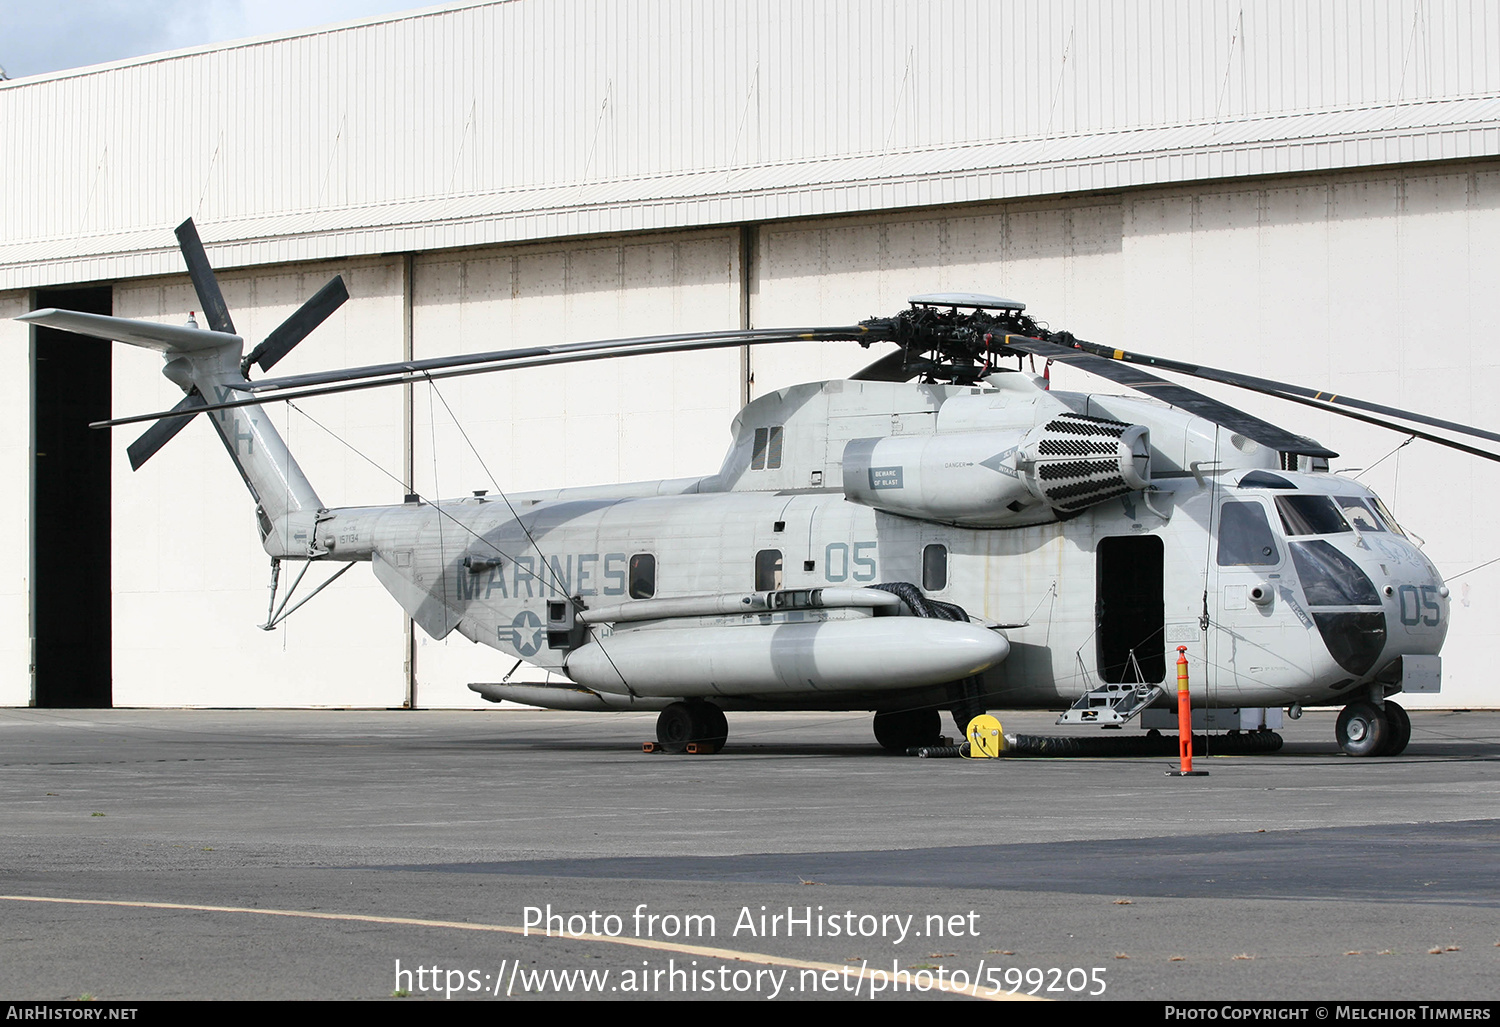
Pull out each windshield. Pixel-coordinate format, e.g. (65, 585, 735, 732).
(1335, 496, 1385, 533)
(1366, 493, 1409, 538)
(1275, 495, 1351, 536)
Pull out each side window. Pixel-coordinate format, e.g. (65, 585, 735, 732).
(766, 426, 783, 469)
(1367, 493, 1408, 538)
(750, 426, 784, 470)
(922, 544, 948, 591)
(1217, 501, 1279, 566)
(628, 554, 656, 599)
(755, 549, 783, 591)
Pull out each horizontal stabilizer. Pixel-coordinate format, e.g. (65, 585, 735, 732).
(18, 309, 240, 354)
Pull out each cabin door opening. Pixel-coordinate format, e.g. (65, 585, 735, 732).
(1095, 534, 1165, 684)
(31, 286, 113, 707)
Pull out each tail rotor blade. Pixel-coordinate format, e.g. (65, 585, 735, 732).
(245, 275, 350, 375)
(174, 219, 235, 335)
(126, 389, 207, 471)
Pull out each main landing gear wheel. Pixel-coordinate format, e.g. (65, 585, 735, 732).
(1380, 700, 1412, 756)
(1336, 700, 1389, 757)
(656, 701, 727, 754)
(873, 708, 942, 752)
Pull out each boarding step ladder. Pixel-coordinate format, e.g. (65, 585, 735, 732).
(1056, 650, 1167, 726)
(1055, 682, 1166, 725)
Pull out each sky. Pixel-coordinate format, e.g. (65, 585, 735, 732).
(0, 0, 439, 79)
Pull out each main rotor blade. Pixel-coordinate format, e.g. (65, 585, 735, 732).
(1243, 384, 1500, 463)
(1067, 339, 1500, 449)
(174, 219, 235, 335)
(94, 329, 883, 429)
(126, 389, 207, 470)
(236, 324, 874, 394)
(997, 334, 1338, 458)
(245, 275, 350, 375)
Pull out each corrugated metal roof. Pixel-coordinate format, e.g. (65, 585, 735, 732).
(5, 0, 1500, 289)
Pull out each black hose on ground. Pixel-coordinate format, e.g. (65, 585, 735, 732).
(903, 730, 1284, 758)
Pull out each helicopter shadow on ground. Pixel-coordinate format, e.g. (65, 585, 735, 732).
(372, 723, 1500, 760)
(394, 733, 899, 758)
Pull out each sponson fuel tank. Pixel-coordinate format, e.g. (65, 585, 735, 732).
(565, 617, 1010, 697)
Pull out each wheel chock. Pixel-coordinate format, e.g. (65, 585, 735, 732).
(643, 741, 665, 753)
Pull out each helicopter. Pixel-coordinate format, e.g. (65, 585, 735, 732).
(20, 219, 1482, 758)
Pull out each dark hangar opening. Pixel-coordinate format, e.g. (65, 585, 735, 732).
(31, 286, 112, 708)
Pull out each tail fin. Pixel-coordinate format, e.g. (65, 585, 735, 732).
(18, 307, 322, 531)
(17, 219, 349, 551)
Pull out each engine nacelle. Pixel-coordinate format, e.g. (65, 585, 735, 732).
(842, 413, 1150, 526)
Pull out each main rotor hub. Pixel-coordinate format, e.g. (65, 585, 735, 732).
(857, 296, 1053, 384)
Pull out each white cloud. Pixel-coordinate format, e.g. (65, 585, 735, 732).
(0, 0, 427, 79)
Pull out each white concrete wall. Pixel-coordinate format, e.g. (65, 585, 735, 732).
(0, 290, 33, 706)
(111, 256, 409, 707)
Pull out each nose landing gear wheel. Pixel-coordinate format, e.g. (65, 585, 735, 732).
(1380, 700, 1412, 756)
(1335, 700, 1389, 757)
(656, 701, 728, 754)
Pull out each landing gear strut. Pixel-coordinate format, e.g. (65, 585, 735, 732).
(873, 708, 942, 752)
(656, 701, 728, 754)
(1335, 699, 1411, 757)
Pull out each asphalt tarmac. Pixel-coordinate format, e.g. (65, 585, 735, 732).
(1, 706, 1497, 1002)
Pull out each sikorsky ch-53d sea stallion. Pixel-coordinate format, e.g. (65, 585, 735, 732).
(21, 220, 1485, 757)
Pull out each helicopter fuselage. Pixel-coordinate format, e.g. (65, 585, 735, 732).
(272, 376, 1447, 717)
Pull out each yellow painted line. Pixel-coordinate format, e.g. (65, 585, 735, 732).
(0, 894, 1035, 1001)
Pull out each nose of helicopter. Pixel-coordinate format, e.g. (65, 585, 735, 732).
(1368, 538, 1450, 657)
(1295, 530, 1448, 680)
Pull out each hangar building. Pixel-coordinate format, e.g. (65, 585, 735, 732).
(3, 0, 1498, 710)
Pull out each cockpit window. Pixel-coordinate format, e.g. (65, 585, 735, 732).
(1367, 493, 1408, 538)
(1275, 495, 1351, 536)
(1289, 540, 1380, 606)
(1335, 496, 1385, 533)
(1217, 501, 1280, 566)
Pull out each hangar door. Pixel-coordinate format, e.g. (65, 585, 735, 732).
(31, 286, 112, 707)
